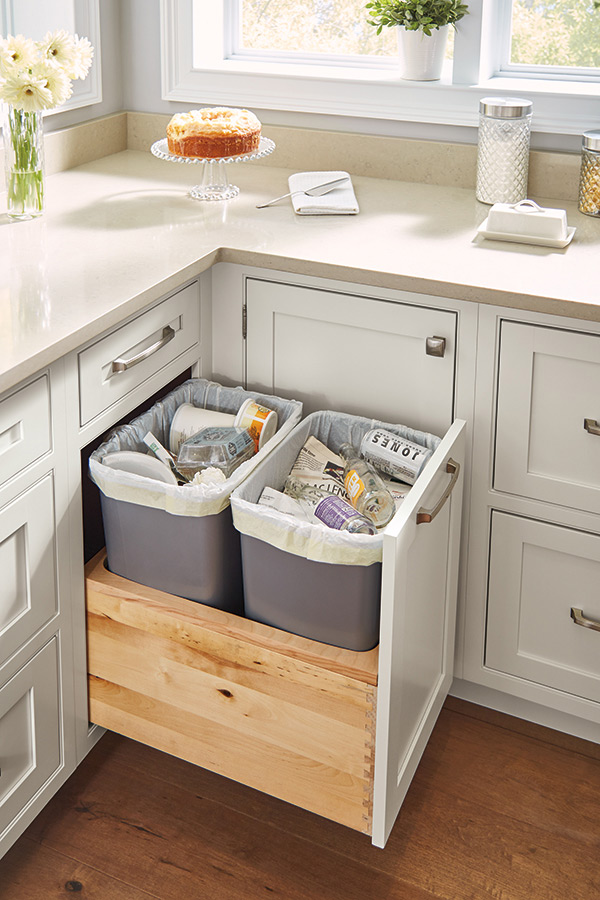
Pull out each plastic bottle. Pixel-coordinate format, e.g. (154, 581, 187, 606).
(284, 477, 376, 535)
(338, 443, 395, 528)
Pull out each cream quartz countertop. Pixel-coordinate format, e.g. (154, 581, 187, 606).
(1, 147, 599, 395)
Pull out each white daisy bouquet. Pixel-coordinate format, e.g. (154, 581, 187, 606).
(0, 31, 93, 218)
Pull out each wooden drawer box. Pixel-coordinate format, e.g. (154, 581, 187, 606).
(86, 551, 378, 835)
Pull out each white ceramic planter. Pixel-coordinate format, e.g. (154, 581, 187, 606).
(397, 24, 449, 81)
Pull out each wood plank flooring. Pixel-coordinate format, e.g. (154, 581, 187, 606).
(1, 697, 599, 900)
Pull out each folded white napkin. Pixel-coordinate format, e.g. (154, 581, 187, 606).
(288, 170, 359, 215)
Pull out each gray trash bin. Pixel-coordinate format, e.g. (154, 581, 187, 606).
(231, 410, 440, 650)
(89, 379, 302, 613)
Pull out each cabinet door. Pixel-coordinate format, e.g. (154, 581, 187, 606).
(372, 419, 466, 847)
(0, 638, 61, 837)
(0, 475, 57, 666)
(495, 321, 600, 514)
(486, 511, 600, 707)
(245, 280, 457, 436)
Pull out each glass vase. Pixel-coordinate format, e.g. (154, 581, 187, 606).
(3, 105, 45, 220)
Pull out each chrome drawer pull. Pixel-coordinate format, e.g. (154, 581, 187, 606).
(571, 607, 600, 633)
(111, 325, 176, 375)
(417, 458, 460, 525)
(583, 418, 600, 436)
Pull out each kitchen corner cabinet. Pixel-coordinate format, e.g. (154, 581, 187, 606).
(81, 265, 475, 848)
(462, 306, 600, 735)
(0, 278, 205, 861)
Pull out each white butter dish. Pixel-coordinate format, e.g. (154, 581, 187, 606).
(486, 199, 568, 240)
(477, 218, 575, 248)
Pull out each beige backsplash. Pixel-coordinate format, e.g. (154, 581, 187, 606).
(1, 110, 581, 202)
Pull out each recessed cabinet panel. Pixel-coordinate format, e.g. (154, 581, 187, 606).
(0, 376, 51, 488)
(495, 321, 600, 513)
(0, 476, 58, 665)
(0, 639, 61, 837)
(78, 283, 200, 426)
(486, 511, 600, 704)
(245, 280, 456, 436)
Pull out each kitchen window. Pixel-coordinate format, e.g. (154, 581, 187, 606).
(161, 0, 600, 135)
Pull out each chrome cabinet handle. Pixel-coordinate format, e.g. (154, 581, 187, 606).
(583, 418, 600, 436)
(571, 607, 600, 633)
(425, 336, 446, 358)
(417, 458, 460, 525)
(111, 325, 176, 375)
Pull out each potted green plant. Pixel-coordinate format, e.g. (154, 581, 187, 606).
(366, 0, 469, 81)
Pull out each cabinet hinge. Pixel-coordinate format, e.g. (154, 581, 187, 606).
(242, 304, 247, 340)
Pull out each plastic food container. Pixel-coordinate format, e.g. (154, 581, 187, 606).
(177, 426, 255, 479)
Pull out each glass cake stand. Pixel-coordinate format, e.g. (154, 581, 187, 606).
(150, 136, 275, 201)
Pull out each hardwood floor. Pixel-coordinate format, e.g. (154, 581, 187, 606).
(1, 697, 599, 900)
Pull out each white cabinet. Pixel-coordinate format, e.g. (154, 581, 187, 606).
(0, 376, 51, 487)
(0, 639, 61, 839)
(0, 366, 74, 860)
(495, 322, 600, 515)
(462, 307, 600, 736)
(0, 475, 58, 665)
(486, 511, 600, 706)
(78, 282, 200, 426)
(244, 278, 457, 436)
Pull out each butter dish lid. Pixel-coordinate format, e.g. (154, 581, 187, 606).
(486, 199, 567, 239)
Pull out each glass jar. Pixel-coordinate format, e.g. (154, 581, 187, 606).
(578, 130, 600, 217)
(476, 97, 533, 205)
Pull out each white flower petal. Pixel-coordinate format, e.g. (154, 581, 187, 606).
(37, 29, 76, 70)
(0, 70, 53, 112)
(70, 35, 94, 79)
(0, 34, 37, 77)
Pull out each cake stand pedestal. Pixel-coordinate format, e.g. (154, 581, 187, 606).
(150, 137, 275, 201)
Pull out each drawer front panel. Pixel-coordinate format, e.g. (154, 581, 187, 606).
(486, 511, 600, 704)
(0, 638, 61, 837)
(0, 376, 51, 488)
(78, 283, 200, 426)
(0, 475, 58, 665)
(495, 321, 600, 513)
(246, 280, 457, 436)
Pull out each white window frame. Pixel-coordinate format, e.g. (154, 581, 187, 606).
(161, 0, 600, 135)
(0, 0, 102, 112)
(494, 0, 600, 82)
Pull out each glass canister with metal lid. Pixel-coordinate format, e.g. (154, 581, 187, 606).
(476, 97, 533, 205)
(578, 130, 600, 217)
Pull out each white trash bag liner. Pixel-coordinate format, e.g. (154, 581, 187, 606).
(231, 410, 441, 567)
(89, 379, 302, 518)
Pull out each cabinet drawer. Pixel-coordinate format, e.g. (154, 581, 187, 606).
(86, 551, 378, 835)
(0, 475, 57, 665)
(0, 376, 51, 488)
(245, 279, 457, 436)
(486, 511, 600, 705)
(495, 321, 600, 514)
(0, 638, 61, 837)
(86, 418, 466, 847)
(78, 283, 200, 426)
